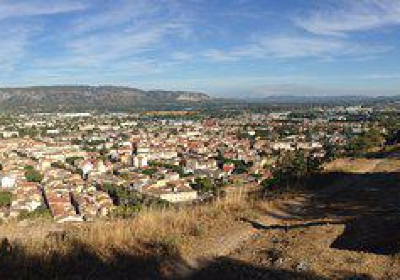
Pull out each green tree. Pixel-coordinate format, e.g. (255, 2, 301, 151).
(0, 191, 12, 207)
(66, 156, 83, 166)
(323, 140, 337, 162)
(346, 128, 384, 157)
(263, 150, 322, 192)
(25, 169, 44, 183)
(142, 168, 158, 176)
(194, 177, 214, 193)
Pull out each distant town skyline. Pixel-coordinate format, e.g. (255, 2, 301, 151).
(0, 0, 399, 97)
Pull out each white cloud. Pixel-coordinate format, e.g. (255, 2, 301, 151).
(359, 73, 400, 80)
(171, 52, 194, 61)
(294, 0, 400, 36)
(202, 35, 390, 61)
(28, 0, 192, 77)
(71, 0, 162, 34)
(0, 25, 32, 72)
(258, 36, 350, 58)
(251, 83, 399, 96)
(69, 24, 180, 63)
(0, 0, 88, 20)
(202, 50, 240, 61)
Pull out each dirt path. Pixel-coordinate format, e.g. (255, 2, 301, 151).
(184, 157, 400, 279)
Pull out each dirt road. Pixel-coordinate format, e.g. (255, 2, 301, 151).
(187, 157, 400, 279)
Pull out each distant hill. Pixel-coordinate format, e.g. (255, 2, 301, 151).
(246, 94, 400, 104)
(0, 86, 210, 112)
(1, 85, 398, 112)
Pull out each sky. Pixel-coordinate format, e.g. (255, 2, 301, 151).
(0, 0, 399, 97)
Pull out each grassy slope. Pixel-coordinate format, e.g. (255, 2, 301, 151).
(0, 198, 254, 279)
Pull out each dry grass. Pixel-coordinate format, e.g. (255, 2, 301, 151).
(324, 157, 400, 174)
(323, 158, 380, 173)
(0, 196, 251, 279)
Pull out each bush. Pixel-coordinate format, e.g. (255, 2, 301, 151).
(66, 156, 83, 166)
(346, 128, 384, 157)
(51, 162, 66, 169)
(0, 191, 12, 207)
(18, 205, 52, 220)
(263, 150, 323, 192)
(109, 205, 142, 218)
(25, 169, 44, 183)
(142, 168, 158, 176)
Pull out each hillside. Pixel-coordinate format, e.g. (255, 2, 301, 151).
(1, 155, 400, 279)
(0, 86, 210, 112)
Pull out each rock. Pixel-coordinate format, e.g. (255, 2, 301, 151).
(275, 258, 286, 266)
(295, 261, 309, 271)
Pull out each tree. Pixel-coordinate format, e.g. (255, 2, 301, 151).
(346, 128, 384, 157)
(24, 165, 34, 171)
(194, 177, 214, 194)
(18, 205, 52, 220)
(25, 169, 44, 183)
(0, 191, 12, 207)
(141, 168, 158, 176)
(323, 140, 337, 162)
(51, 162, 66, 169)
(378, 114, 400, 145)
(99, 145, 109, 156)
(263, 150, 322, 192)
(66, 156, 83, 166)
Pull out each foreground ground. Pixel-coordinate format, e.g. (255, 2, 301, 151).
(1, 156, 400, 279)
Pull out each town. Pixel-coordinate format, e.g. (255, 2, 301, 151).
(0, 105, 387, 223)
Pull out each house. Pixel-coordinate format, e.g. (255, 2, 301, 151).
(72, 188, 114, 220)
(132, 155, 148, 168)
(222, 163, 235, 175)
(1, 131, 19, 138)
(44, 185, 81, 222)
(1, 175, 16, 189)
(37, 158, 53, 171)
(10, 182, 43, 215)
(142, 180, 198, 203)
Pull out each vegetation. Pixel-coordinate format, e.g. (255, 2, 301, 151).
(217, 151, 252, 174)
(100, 183, 167, 211)
(109, 205, 142, 218)
(141, 168, 158, 176)
(66, 156, 83, 166)
(25, 168, 44, 183)
(51, 161, 67, 169)
(323, 140, 338, 162)
(0, 86, 209, 112)
(0, 191, 12, 207)
(0, 197, 247, 279)
(262, 150, 323, 192)
(148, 161, 185, 176)
(18, 205, 52, 220)
(193, 177, 215, 194)
(346, 128, 384, 157)
(378, 113, 400, 145)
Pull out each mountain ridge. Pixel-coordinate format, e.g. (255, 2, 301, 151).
(0, 85, 210, 112)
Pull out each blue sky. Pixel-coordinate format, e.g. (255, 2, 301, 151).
(0, 0, 399, 97)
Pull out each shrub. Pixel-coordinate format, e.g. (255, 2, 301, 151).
(25, 169, 44, 183)
(18, 205, 52, 220)
(0, 191, 12, 207)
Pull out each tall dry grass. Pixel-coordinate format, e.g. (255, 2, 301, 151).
(0, 195, 252, 279)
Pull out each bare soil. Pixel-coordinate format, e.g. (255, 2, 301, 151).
(190, 157, 400, 279)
